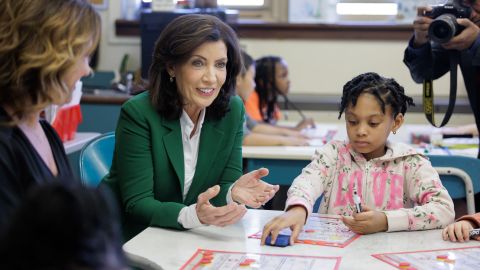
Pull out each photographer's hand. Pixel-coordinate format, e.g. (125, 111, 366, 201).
(442, 18, 480, 50)
(413, 6, 433, 47)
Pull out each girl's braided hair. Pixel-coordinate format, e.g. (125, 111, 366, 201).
(338, 72, 415, 119)
(254, 56, 282, 123)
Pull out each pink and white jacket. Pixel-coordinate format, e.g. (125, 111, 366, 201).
(286, 140, 455, 232)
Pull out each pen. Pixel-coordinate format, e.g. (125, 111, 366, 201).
(353, 191, 362, 213)
(443, 134, 473, 139)
(469, 228, 480, 238)
(280, 93, 307, 120)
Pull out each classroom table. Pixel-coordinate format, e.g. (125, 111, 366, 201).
(122, 209, 480, 270)
(242, 124, 479, 185)
(63, 132, 100, 154)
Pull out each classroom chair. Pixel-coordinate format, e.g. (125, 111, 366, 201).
(78, 132, 115, 187)
(429, 155, 480, 214)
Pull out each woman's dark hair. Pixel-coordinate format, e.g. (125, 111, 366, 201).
(338, 72, 415, 119)
(240, 50, 254, 77)
(0, 183, 126, 270)
(254, 56, 283, 123)
(148, 14, 241, 121)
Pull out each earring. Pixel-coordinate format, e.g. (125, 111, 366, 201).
(392, 130, 397, 135)
(169, 76, 174, 83)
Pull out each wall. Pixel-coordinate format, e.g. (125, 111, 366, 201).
(95, 5, 140, 76)
(240, 39, 465, 97)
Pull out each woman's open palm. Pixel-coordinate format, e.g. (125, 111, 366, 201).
(232, 168, 279, 208)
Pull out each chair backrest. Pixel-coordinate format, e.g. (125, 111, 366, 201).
(428, 155, 480, 214)
(79, 132, 115, 187)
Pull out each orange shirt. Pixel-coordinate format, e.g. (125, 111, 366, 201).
(244, 91, 282, 123)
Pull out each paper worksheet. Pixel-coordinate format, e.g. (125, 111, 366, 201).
(250, 214, 360, 248)
(180, 249, 341, 270)
(373, 246, 480, 269)
(303, 126, 338, 146)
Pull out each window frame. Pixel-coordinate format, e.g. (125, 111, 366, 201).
(217, 0, 270, 10)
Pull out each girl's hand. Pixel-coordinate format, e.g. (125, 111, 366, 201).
(280, 128, 309, 139)
(341, 205, 388, 234)
(442, 220, 477, 242)
(232, 168, 279, 208)
(261, 206, 307, 246)
(196, 185, 247, 226)
(280, 136, 310, 146)
(295, 117, 315, 131)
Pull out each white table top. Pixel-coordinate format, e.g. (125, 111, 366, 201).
(243, 124, 478, 159)
(123, 210, 480, 270)
(63, 132, 100, 154)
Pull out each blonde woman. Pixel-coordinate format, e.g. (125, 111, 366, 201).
(0, 0, 101, 233)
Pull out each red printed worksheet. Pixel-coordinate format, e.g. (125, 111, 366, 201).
(250, 214, 360, 248)
(180, 249, 342, 270)
(373, 246, 480, 269)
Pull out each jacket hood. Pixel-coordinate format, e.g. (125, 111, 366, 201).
(342, 140, 423, 163)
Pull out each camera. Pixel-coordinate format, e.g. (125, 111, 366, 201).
(425, 0, 472, 44)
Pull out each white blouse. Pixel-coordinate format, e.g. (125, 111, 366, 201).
(177, 110, 236, 229)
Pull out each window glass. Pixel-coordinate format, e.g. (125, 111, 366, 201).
(218, 0, 265, 6)
(141, 0, 265, 8)
(288, 1, 439, 23)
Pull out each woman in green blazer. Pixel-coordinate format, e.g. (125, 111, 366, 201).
(102, 14, 279, 239)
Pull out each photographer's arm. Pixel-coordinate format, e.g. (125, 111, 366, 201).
(403, 37, 451, 83)
(469, 28, 480, 66)
(442, 18, 480, 51)
(473, 36, 480, 65)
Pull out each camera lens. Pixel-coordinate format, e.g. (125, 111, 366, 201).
(428, 14, 458, 43)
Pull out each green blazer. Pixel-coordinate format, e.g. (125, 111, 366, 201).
(101, 91, 244, 239)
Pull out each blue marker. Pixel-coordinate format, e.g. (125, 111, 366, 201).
(265, 234, 290, 247)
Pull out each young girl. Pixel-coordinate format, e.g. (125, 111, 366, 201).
(261, 72, 455, 245)
(443, 213, 480, 242)
(237, 51, 309, 146)
(244, 56, 314, 130)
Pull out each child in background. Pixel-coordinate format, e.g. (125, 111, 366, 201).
(443, 213, 480, 242)
(237, 51, 310, 146)
(261, 72, 455, 245)
(244, 56, 314, 130)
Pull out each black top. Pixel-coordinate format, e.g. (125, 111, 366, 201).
(0, 107, 74, 233)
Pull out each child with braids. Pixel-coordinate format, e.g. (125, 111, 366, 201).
(237, 51, 310, 146)
(261, 72, 455, 245)
(244, 56, 314, 130)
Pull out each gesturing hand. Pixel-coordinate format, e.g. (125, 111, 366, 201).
(196, 185, 247, 227)
(341, 205, 388, 234)
(231, 168, 279, 208)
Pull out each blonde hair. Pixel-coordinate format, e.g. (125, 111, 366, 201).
(0, 0, 101, 121)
